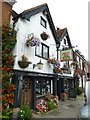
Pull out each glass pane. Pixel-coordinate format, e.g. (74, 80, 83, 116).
(36, 80, 41, 95)
(35, 44, 42, 57)
(36, 80, 51, 96)
(43, 45, 48, 59)
(40, 17, 46, 28)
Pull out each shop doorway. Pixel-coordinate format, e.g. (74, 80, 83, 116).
(21, 76, 32, 107)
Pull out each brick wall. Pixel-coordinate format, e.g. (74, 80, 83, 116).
(2, 2, 12, 26)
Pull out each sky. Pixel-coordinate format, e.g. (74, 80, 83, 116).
(13, 0, 89, 60)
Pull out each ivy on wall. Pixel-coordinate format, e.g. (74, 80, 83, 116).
(1, 25, 16, 113)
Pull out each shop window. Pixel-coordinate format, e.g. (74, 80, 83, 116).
(40, 16, 47, 28)
(64, 79, 71, 90)
(36, 80, 51, 97)
(64, 79, 68, 89)
(35, 43, 49, 59)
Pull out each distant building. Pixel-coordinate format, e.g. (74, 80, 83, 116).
(74, 49, 90, 88)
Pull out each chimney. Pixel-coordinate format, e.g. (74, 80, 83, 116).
(2, 0, 16, 26)
(56, 27, 61, 30)
(4, 0, 16, 6)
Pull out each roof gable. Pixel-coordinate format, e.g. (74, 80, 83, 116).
(56, 28, 72, 48)
(13, 3, 58, 46)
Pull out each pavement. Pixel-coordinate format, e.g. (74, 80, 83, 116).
(32, 95, 85, 119)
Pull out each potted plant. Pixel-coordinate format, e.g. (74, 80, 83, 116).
(40, 32, 49, 40)
(71, 61, 78, 66)
(53, 67, 61, 73)
(47, 58, 56, 64)
(48, 58, 61, 73)
(18, 105, 32, 120)
(53, 60, 61, 73)
(18, 55, 32, 68)
(26, 33, 40, 47)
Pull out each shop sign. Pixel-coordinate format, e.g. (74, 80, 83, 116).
(60, 49, 73, 61)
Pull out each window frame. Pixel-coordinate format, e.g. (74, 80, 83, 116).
(36, 79, 51, 97)
(40, 16, 47, 28)
(35, 42, 49, 60)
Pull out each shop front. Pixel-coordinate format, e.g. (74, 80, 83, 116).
(57, 76, 77, 101)
(13, 70, 58, 110)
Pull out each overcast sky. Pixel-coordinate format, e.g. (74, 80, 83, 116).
(13, 0, 89, 60)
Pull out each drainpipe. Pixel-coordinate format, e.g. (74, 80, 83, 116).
(56, 43, 60, 60)
(57, 47, 59, 60)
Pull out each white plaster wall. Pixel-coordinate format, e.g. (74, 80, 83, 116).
(13, 12, 57, 74)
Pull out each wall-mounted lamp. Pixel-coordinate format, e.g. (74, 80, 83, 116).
(33, 59, 43, 69)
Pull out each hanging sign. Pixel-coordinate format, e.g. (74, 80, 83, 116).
(60, 49, 73, 61)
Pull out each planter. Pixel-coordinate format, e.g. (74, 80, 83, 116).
(26, 38, 40, 47)
(40, 32, 49, 40)
(26, 33, 40, 47)
(18, 61, 31, 68)
(53, 68, 61, 73)
(71, 61, 78, 66)
(48, 58, 56, 64)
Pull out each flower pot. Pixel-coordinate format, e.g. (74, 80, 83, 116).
(18, 61, 31, 68)
(26, 38, 40, 47)
(40, 32, 49, 40)
(53, 68, 61, 73)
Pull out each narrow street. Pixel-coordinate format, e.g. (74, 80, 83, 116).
(33, 95, 84, 119)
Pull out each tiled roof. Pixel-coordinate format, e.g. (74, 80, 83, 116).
(11, 10, 18, 17)
(56, 28, 72, 48)
(22, 3, 47, 14)
(56, 28, 67, 40)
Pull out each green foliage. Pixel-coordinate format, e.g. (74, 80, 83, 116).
(47, 100, 55, 110)
(1, 108, 13, 120)
(2, 25, 16, 109)
(76, 87, 83, 95)
(2, 25, 16, 51)
(18, 105, 32, 120)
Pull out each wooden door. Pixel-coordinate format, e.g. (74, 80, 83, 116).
(21, 76, 32, 107)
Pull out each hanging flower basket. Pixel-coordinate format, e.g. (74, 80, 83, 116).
(47, 58, 61, 73)
(74, 69, 79, 76)
(47, 58, 56, 64)
(18, 55, 32, 68)
(40, 32, 49, 40)
(71, 61, 78, 66)
(18, 61, 31, 68)
(53, 67, 61, 73)
(26, 33, 41, 47)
